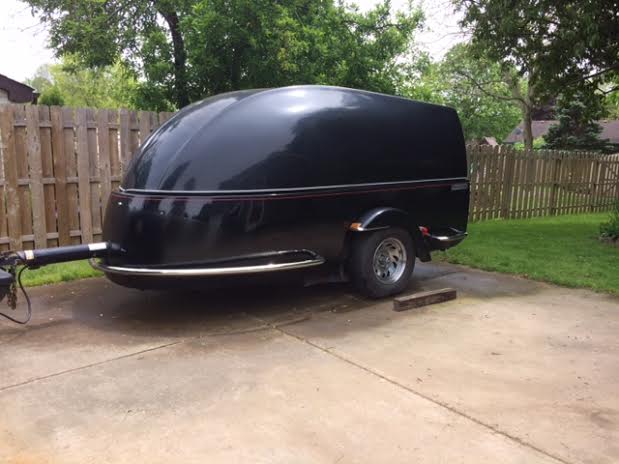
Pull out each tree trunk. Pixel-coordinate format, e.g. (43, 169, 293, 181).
(505, 72, 534, 150)
(522, 104, 534, 150)
(157, 5, 190, 108)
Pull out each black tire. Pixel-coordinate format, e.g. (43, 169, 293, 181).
(348, 227, 415, 298)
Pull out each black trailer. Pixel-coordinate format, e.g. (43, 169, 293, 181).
(0, 85, 468, 322)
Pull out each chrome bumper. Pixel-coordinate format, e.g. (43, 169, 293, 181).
(427, 228, 468, 250)
(89, 252, 325, 277)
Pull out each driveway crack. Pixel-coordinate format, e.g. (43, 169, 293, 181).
(0, 341, 183, 393)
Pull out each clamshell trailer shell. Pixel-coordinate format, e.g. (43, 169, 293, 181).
(95, 85, 469, 297)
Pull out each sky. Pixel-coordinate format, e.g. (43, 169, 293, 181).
(0, 0, 465, 84)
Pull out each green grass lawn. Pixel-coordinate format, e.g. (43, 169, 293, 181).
(21, 260, 102, 287)
(437, 212, 619, 295)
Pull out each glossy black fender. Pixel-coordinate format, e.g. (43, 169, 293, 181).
(351, 207, 431, 262)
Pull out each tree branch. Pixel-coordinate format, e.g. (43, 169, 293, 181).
(570, 64, 619, 85)
(453, 68, 526, 104)
(599, 85, 619, 96)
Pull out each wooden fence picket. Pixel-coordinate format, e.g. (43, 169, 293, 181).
(25, 105, 47, 249)
(62, 107, 80, 245)
(119, 108, 130, 173)
(500, 147, 515, 218)
(97, 109, 112, 218)
(50, 106, 71, 246)
(0, 105, 22, 250)
(75, 108, 93, 244)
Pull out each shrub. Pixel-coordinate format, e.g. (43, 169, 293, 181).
(38, 86, 65, 106)
(600, 201, 619, 239)
(513, 137, 546, 151)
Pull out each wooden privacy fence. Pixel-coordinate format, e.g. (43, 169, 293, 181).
(468, 145, 619, 221)
(0, 104, 173, 251)
(0, 103, 618, 251)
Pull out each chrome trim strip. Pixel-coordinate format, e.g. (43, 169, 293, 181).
(351, 225, 389, 232)
(120, 177, 468, 196)
(89, 256, 325, 276)
(432, 232, 468, 242)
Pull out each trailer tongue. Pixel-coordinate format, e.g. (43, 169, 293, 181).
(0, 243, 117, 324)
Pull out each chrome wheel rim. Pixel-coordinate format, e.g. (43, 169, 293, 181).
(372, 237, 407, 284)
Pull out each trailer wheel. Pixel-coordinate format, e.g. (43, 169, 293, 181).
(349, 227, 415, 298)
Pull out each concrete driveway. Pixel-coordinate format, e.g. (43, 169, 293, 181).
(1, 262, 618, 464)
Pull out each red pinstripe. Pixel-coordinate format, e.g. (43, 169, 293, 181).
(111, 182, 455, 202)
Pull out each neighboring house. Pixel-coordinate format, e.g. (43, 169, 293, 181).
(0, 74, 39, 104)
(480, 136, 498, 146)
(505, 119, 619, 147)
(468, 136, 498, 147)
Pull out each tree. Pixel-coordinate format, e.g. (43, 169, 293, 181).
(26, 56, 139, 109)
(25, 0, 193, 108)
(544, 91, 611, 152)
(603, 77, 619, 119)
(186, 0, 421, 95)
(26, 64, 53, 94)
(402, 44, 521, 141)
(24, 0, 422, 110)
(454, 0, 619, 150)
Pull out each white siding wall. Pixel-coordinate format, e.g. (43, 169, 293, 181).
(0, 89, 8, 104)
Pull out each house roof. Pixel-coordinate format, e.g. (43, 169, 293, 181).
(0, 73, 38, 103)
(505, 120, 619, 144)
